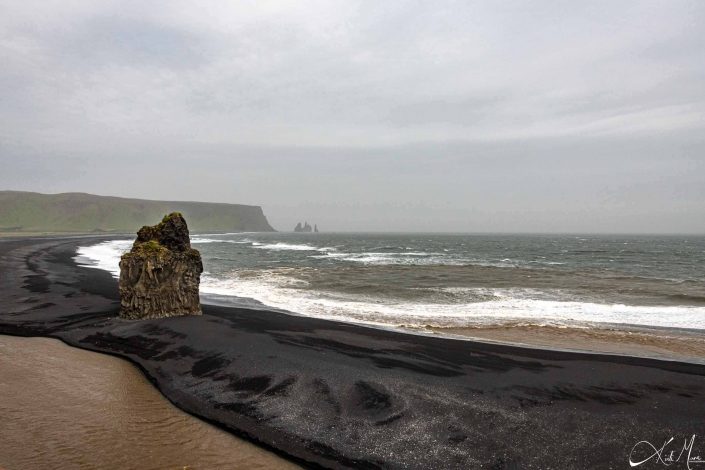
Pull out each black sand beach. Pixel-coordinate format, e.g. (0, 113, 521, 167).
(2, 236, 705, 469)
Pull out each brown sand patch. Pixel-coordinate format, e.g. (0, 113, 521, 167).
(422, 324, 705, 363)
(0, 335, 299, 470)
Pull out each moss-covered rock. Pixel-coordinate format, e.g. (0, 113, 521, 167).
(119, 213, 203, 320)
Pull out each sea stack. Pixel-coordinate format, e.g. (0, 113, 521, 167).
(118, 212, 203, 319)
(294, 221, 314, 232)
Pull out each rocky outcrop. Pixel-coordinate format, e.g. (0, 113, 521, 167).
(294, 221, 314, 233)
(119, 213, 203, 319)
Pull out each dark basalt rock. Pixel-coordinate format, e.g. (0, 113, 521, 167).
(119, 213, 203, 319)
(294, 221, 314, 233)
(135, 212, 192, 251)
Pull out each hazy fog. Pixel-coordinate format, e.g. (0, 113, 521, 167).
(1, 1, 703, 233)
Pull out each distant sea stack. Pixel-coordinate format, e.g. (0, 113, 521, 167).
(294, 221, 319, 233)
(0, 191, 275, 233)
(119, 213, 203, 320)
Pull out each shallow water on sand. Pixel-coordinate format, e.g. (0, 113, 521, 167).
(0, 335, 299, 470)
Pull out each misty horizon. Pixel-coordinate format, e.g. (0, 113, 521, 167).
(1, 2, 704, 233)
(2, 189, 703, 236)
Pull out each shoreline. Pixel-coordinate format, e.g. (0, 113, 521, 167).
(416, 323, 705, 364)
(3, 235, 705, 468)
(79, 234, 705, 365)
(205, 291, 705, 364)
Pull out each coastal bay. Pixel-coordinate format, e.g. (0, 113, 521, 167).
(4, 2, 704, 468)
(2, 236, 705, 468)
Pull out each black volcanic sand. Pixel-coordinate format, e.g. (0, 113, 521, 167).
(2, 237, 705, 469)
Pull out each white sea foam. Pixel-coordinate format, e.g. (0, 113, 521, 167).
(191, 237, 251, 244)
(194, 232, 253, 236)
(309, 250, 542, 267)
(253, 243, 317, 251)
(252, 242, 335, 252)
(74, 240, 132, 278)
(191, 238, 224, 244)
(75, 239, 705, 332)
(311, 251, 459, 265)
(200, 270, 705, 331)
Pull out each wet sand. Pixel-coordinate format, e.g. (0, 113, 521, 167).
(3, 236, 705, 468)
(0, 335, 299, 470)
(423, 324, 705, 363)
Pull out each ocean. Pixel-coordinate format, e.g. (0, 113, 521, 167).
(75, 232, 705, 333)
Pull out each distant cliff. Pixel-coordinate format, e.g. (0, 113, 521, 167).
(0, 191, 275, 233)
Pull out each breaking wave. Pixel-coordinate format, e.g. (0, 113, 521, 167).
(74, 233, 705, 333)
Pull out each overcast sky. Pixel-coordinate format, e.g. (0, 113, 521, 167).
(1, 1, 703, 233)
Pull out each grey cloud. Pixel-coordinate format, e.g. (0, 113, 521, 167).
(59, 16, 207, 69)
(0, 1, 703, 232)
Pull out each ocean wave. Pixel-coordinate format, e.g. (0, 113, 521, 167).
(252, 242, 335, 252)
(74, 236, 705, 333)
(310, 251, 570, 268)
(191, 237, 251, 244)
(194, 232, 254, 236)
(199, 270, 705, 331)
(74, 240, 131, 278)
(338, 254, 450, 265)
(192, 238, 228, 244)
(310, 251, 452, 265)
(195, 239, 337, 252)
